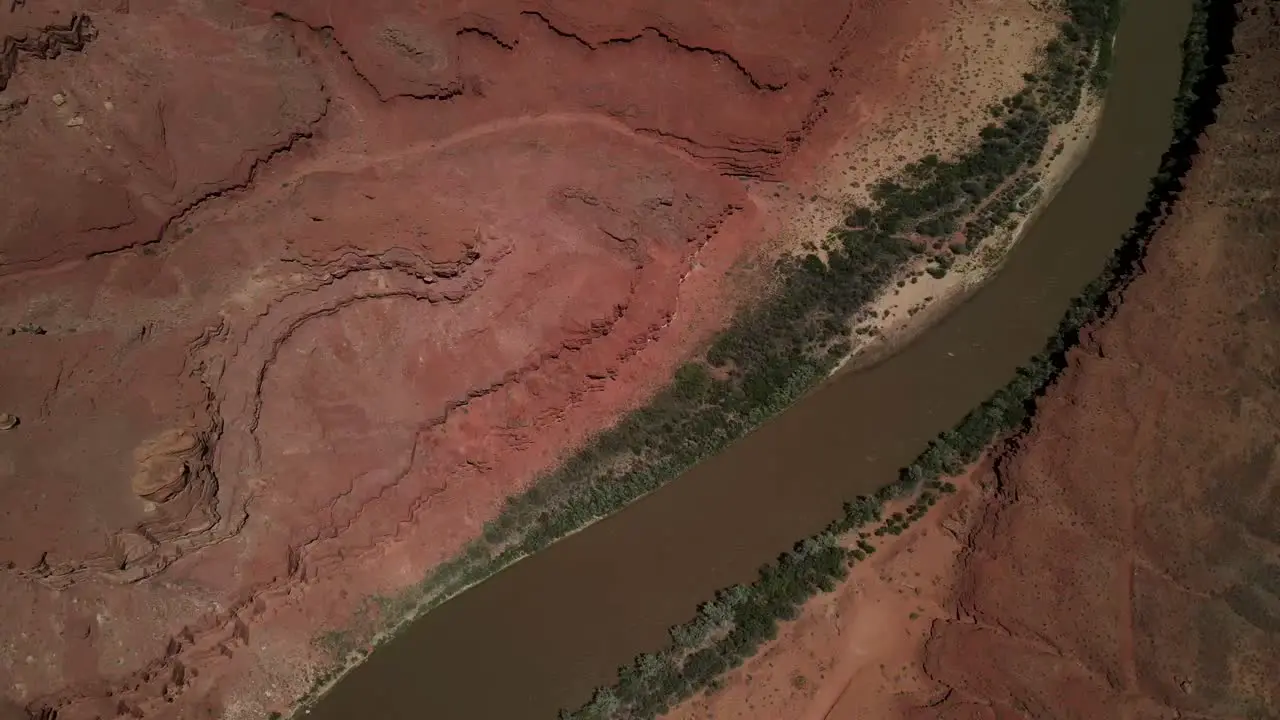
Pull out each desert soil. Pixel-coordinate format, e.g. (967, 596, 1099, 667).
(663, 466, 989, 720)
(663, 3, 1280, 719)
(0, 1, 1068, 719)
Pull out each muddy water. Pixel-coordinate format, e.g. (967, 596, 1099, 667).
(306, 0, 1191, 717)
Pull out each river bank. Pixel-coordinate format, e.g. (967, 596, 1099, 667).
(296, 1, 1152, 718)
(662, 463, 987, 720)
(836, 90, 1105, 376)
(659, 0, 1263, 715)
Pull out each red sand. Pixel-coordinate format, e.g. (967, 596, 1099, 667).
(0, 1, 957, 717)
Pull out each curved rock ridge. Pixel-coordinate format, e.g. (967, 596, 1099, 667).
(0, 0, 967, 717)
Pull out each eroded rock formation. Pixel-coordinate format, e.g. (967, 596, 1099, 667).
(0, 0, 963, 717)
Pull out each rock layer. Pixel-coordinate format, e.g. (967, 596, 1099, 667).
(658, 3, 1280, 719)
(0, 0, 958, 717)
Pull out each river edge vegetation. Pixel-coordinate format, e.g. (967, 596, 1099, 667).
(290, 0, 1165, 711)
(556, 0, 1229, 717)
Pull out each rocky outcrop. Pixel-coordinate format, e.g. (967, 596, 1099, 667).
(0, 13, 95, 92)
(131, 430, 203, 504)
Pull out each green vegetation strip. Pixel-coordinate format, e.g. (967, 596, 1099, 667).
(301, 0, 1134, 707)
(555, 0, 1222, 717)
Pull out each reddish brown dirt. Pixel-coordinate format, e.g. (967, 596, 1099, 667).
(922, 6, 1280, 717)
(663, 468, 988, 720)
(664, 3, 1280, 719)
(0, 0, 965, 718)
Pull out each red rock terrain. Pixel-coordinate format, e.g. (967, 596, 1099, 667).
(922, 4, 1280, 717)
(664, 3, 1280, 719)
(0, 0, 961, 717)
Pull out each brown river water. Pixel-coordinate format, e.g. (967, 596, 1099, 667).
(305, 0, 1191, 716)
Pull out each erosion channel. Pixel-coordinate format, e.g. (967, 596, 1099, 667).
(306, 0, 1191, 717)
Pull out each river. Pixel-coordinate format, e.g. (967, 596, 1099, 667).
(303, 0, 1191, 716)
